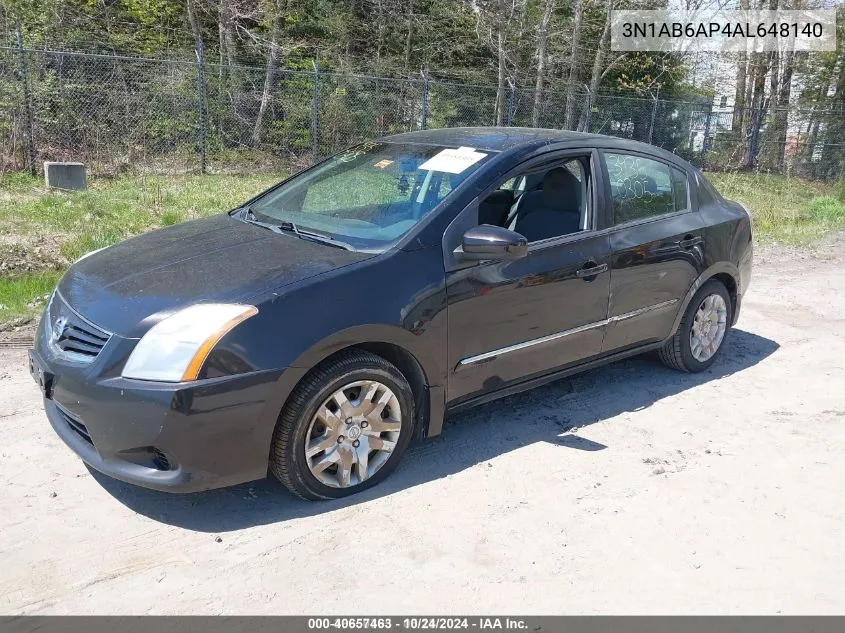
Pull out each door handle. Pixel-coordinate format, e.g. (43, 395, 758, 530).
(576, 262, 608, 278)
(679, 235, 703, 249)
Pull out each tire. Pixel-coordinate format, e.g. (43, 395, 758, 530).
(659, 279, 732, 373)
(270, 349, 415, 500)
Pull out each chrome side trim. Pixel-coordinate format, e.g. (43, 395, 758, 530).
(608, 298, 678, 324)
(457, 298, 679, 367)
(458, 320, 606, 366)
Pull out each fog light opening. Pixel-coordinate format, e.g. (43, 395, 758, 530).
(118, 447, 175, 471)
(151, 448, 172, 471)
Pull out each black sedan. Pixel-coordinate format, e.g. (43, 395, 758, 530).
(29, 128, 753, 500)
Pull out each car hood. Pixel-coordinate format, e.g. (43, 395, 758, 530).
(58, 214, 372, 337)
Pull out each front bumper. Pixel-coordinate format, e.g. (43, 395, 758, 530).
(30, 341, 288, 493)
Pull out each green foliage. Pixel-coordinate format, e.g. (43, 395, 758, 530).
(835, 179, 845, 203)
(604, 52, 688, 99)
(807, 196, 845, 223)
(707, 172, 845, 244)
(1, 0, 842, 180)
(0, 271, 62, 324)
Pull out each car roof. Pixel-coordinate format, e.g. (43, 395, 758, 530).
(380, 126, 688, 166)
(381, 127, 603, 151)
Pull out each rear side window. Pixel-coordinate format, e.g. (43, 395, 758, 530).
(603, 152, 680, 224)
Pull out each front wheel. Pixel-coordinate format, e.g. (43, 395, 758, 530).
(270, 350, 415, 500)
(659, 279, 732, 373)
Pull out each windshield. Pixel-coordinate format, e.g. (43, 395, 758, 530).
(247, 141, 493, 250)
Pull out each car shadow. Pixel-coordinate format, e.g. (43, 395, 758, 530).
(91, 328, 779, 532)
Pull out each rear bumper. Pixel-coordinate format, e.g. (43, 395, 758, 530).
(31, 346, 287, 493)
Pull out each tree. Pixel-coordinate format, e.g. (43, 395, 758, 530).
(531, 0, 555, 127)
(252, 1, 286, 145)
(818, 33, 845, 180)
(563, 0, 584, 130)
(578, 0, 614, 132)
(731, 0, 750, 136)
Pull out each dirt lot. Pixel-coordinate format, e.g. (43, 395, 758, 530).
(1, 237, 845, 615)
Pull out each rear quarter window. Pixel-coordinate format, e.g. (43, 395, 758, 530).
(695, 171, 722, 205)
(671, 167, 689, 212)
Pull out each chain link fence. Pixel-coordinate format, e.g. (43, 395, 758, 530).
(2, 46, 843, 180)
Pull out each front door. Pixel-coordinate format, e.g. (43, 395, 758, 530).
(444, 152, 612, 404)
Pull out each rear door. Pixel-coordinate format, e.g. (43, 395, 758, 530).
(598, 150, 707, 352)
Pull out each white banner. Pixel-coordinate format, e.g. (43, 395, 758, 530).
(611, 10, 837, 53)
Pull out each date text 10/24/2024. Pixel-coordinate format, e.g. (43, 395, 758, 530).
(307, 618, 529, 630)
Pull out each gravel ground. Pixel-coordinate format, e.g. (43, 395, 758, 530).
(1, 237, 844, 615)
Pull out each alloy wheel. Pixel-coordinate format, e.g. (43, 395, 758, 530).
(689, 293, 728, 362)
(304, 380, 402, 488)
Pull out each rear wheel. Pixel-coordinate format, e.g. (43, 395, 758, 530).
(270, 350, 415, 500)
(659, 279, 732, 373)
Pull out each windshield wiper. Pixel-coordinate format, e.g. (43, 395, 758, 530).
(234, 205, 282, 232)
(234, 207, 353, 251)
(277, 221, 354, 251)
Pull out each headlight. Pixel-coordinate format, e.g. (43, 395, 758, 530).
(122, 304, 258, 382)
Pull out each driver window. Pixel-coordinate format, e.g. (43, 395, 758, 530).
(478, 157, 591, 243)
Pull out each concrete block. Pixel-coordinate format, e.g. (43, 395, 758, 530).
(44, 162, 87, 191)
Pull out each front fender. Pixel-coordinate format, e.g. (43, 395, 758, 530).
(283, 324, 448, 439)
(246, 325, 447, 450)
(200, 246, 449, 445)
(286, 323, 439, 380)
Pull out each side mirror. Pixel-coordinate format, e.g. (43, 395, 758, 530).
(458, 225, 528, 261)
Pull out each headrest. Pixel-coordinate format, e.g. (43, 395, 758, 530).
(541, 167, 581, 209)
(482, 189, 513, 205)
(640, 175, 658, 194)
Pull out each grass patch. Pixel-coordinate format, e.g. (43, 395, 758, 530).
(706, 172, 845, 244)
(0, 171, 282, 258)
(834, 179, 845, 203)
(807, 196, 845, 223)
(0, 271, 62, 325)
(0, 171, 282, 325)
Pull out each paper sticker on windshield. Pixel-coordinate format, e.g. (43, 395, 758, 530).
(373, 159, 393, 169)
(419, 148, 487, 174)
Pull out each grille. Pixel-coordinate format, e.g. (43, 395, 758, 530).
(55, 404, 93, 445)
(54, 321, 109, 358)
(47, 292, 111, 362)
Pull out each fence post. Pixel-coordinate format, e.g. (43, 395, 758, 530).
(702, 111, 713, 160)
(506, 79, 516, 127)
(420, 67, 429, 130)
(747, 105, 763, 169)
(648, 91, 658, 145)
(583, 91, 593, 132)
(194, 40, 206, 174)
(311, 59, 319, 163)
(16, 19, 36, 177)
